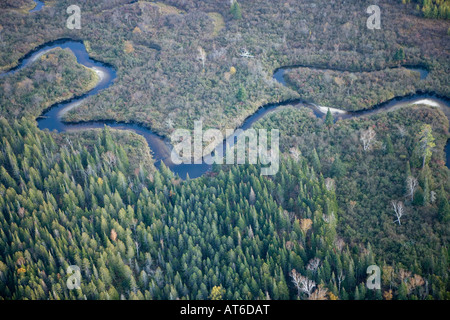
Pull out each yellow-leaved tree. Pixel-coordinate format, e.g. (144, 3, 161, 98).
(210, 286, 226, 300)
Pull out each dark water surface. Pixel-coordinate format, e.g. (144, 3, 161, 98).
(30, 0, 44, 13)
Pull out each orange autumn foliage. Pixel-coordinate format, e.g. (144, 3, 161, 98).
(124, 41, 134, 54)
(17, 267, 26, 275)
(110, 229, 117, 241)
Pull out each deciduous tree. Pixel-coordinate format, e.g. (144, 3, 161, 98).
(392, 200, 404, 225)
(360, 127, 376, 151)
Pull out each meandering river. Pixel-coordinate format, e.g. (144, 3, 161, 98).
(2, 37, 449, 179)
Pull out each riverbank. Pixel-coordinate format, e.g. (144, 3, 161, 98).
(1, 39, 449, 179)
(282, 65, 432, 112)
(0, 47, 100, 120)
(57, 66, 104, 118)
(35, 42, 450, 178)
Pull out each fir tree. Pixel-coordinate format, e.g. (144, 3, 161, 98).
(230, 1, 242, 20)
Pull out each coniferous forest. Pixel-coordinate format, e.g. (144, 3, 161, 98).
(0, 0, 449, 303)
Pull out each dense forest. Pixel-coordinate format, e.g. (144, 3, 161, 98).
(255, 104, 449, 264)
(1, 116, 448, 300)
(403, 0, 450, 19)
(0, 0, 449, 301)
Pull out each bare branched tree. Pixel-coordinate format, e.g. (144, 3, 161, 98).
(392, 200, 404, 225)
(334, 238, 345, 252)
(397, 124, 406, 137)
(325, 178, 335, 191)
(135, 241, 141, 257)
(337, 271, 345, 293)
(406, 176, 418, 202)
(306, 258, 321, 274)
(360, 127, 376, 151)
(290, 269, 316, 298)
(289, 147, 301, 162)
(239, 48, 254, 58)
(430, 191, 436, 203)
(197, 46, 206, 70)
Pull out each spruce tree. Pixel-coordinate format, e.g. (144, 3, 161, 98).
(230, 1, 242, 20)
(325, 108, 334, 129)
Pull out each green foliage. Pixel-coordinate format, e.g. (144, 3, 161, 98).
(325, 109, 334, 128)
(0, 117, 347, 300)
(0, 104, 448, 300)
(1, 0, 448, 136)
(385, 135, 394, 155)
(7, 114, 444, 300)
(418, 0, 450, 19)
(0, 0, 448, 302)
(254, 104, 450, 300)
(418, 124, 436, 169)
(230, 1, 242, 20)
(394, 48, 406, 62)
(283, 66, 441, 112)
(330, 156, 346, 178)
(236, 85, 247, 102)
